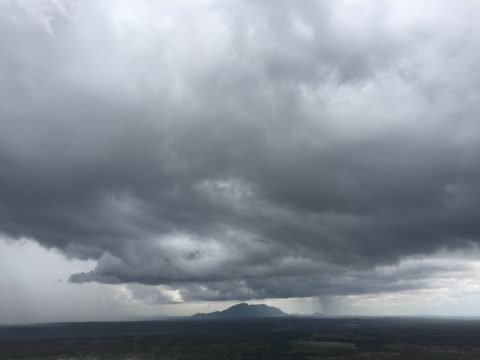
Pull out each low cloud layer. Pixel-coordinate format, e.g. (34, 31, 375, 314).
(2, 0, 480, 302)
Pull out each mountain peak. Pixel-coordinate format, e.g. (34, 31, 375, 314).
(193, 303, 286, 319)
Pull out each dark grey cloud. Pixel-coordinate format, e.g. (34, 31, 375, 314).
(2, 0, 480, 301)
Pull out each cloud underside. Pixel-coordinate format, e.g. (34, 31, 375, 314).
(2, 0, 480, 301)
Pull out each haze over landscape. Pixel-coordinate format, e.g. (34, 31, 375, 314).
(3, 0, 480, 326)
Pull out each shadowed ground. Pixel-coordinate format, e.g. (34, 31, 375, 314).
(2, 317, 480, 359)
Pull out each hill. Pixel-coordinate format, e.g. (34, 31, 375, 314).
(192, 303, 287, 319)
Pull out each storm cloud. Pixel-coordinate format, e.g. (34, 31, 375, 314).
(2, 0, 480, 302)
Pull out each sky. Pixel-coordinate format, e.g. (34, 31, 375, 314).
(2, 0, 480, 323)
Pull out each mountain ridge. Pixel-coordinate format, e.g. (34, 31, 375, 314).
(192, 303, 287, 319)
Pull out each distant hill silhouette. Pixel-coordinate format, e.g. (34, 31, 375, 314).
(192, 303, 287, 319)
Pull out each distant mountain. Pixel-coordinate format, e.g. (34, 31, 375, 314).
(193, 303, 287, 319)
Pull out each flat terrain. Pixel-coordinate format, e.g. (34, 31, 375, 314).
(1, 317, 480, 359)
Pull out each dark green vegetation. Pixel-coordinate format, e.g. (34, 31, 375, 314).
(2, 317, 480, 359)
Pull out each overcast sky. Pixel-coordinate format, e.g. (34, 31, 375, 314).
(2, 0, 480, 323)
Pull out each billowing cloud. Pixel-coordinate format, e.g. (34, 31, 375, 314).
(2, 0, 480, 302)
